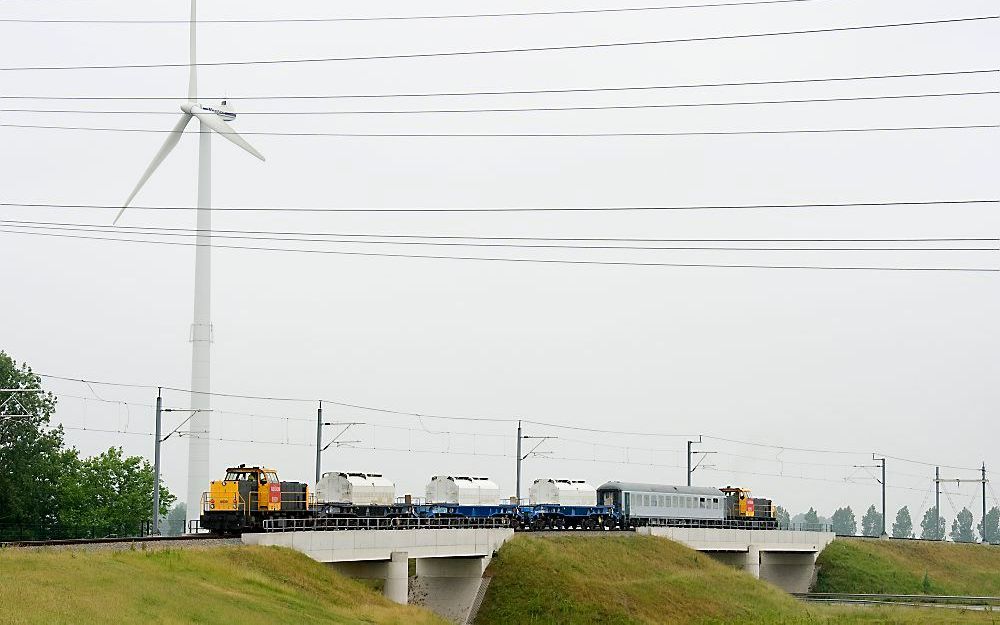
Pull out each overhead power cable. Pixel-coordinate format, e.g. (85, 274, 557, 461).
(3, 199, 995, 213)
(3, 222, 996, 252)
(1, 122, 995, 136)
(3, 227, 996, 272)
(0, 0, 828, 23)
(3, 90, 995, 115)
(3, 68, 994, 100)
(5, 219, 994, 244)
(0, 16, 994, 72)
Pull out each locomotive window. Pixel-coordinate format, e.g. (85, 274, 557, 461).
(699, 497, 705, 509)
(643, 494, 650, 506)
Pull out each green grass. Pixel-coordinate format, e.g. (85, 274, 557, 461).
(0, 545, 445, 625)
(816, 537, 1000, 595)
(475, 534, 1000, 625)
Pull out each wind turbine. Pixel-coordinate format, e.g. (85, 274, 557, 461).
(114, 0, 265, 532)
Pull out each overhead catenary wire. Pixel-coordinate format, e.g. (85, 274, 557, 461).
(38, 374, 1000, 477)
(6, 228, 996, 272)
(0, 0, 830, 24)
(1, 122, 995, 136)
(0, 16, 994, 72)
(3, 68, 994, 101)
(4, 222, 995, 252)
(2, 90, 995, 115)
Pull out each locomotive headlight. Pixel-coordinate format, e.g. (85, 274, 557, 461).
(210, 503, 215, 510)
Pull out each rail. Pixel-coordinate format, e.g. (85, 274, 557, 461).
(1, 533, 223, 548)
(794, 593, 1000, 608)
(262, 516, 510, 532)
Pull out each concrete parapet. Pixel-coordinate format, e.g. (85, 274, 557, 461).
(243, 527, 512, 563)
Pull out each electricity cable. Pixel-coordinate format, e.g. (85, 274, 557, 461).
(3, 68, 994, 101)
(2, 89, 994, 115)
(3, 199, 995, 214)
(0, 16, 993, 72)
(4, 222, 995, 252)
(0, 0, 831, 24)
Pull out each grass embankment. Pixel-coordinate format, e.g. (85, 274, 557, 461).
(0, 545, 445, 625)
(816, 537, 1000, 595)
(476, 534, 998, 625)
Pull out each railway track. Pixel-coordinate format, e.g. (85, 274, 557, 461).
(1, 533, 225, 548)
(794, 593, 1000, 610)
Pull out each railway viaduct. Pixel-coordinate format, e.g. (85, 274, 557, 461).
(638, 527, 836, 593)
(243, 527, 834, 621)
(242, 527, 513, 623)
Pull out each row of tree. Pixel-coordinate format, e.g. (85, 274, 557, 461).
(0, 351, 174, 540)
(807, 503, 998, 542)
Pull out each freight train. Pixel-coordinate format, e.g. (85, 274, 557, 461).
(199, 466, 777, 535)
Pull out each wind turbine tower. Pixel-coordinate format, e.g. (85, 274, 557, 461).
(114, 0, 265, 530)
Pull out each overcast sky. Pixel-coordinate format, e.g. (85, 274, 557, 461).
(1, 0, 997, 522)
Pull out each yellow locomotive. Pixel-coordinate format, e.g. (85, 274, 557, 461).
(200, 464, 311, 534)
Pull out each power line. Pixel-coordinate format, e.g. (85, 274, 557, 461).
(5, 227, 996, 272)
(0, 16, 994, 72)
(3, 68, 994, 101)
(6, 219, 993, 245)
(4, 222, 995, 252)
(3, 90, 995, 115)
(2, 122, 996, 137)
(3, 199, 995, 214)
(0, 0, 827, 24)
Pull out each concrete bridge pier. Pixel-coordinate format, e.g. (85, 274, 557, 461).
(414, 556, 489, 623)
(745, 544, 761, 579)
(329, 551, 409, 604)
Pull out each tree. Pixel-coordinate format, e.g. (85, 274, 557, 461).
(892, 506, 914, 539)
(803, 507, 819, 528)
(919, 508, 946, 540)
(831, 506, 857, 536)
(0, 351, 174, 539)
(978, 506, 999, 544)
(0, 352, 76, 539)
(162, 503, 187, 536)
(59, 447, 174, 537)
(774, 506, 790, 529)
(861, 505, 883, 537)
(950, 508, 975, 543)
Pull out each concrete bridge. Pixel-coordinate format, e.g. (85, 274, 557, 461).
(242, 527, 513, 622)
(245, 526, 834, 622)
(638, 527, 836, 593)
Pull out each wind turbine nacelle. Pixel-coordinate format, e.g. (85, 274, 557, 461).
(214, 100, 237, 122)
(188, 100, 237, 122)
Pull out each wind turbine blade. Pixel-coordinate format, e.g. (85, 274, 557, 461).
(188, 0, 197, 102)
(191, 108, 265, 161)
(114, 113, 192, 224)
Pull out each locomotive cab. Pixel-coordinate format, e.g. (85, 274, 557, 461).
(201, 464, 310, 535)
(210, 465, 281, 513)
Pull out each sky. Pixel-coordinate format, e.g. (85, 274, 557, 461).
(0, 0, 997, 526)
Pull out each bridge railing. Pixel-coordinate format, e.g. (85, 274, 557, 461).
(262, 516, 510, 532)
(787, 522, 834, 532)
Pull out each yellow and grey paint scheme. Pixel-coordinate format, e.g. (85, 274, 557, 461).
(205, 466, 304, 514)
